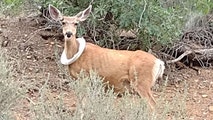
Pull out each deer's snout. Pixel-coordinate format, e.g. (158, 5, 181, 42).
(65, 31, 73, 38)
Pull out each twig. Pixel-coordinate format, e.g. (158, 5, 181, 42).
(25, 27, 50, 43)
(138, 0, 147, 28)
(166, 50, 192, 63)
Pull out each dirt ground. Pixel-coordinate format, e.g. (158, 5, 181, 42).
(0, 15, 213, 120)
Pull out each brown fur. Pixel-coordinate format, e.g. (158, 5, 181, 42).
(49, 5, 165, 109)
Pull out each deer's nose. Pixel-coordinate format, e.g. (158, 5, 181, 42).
(66, 31, 73, 38)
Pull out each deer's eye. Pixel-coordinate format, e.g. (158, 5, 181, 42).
(61, 22, 66, 25)
(74, 23, 78, 26)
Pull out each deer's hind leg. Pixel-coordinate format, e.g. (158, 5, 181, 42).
(129, 66, 156, 110)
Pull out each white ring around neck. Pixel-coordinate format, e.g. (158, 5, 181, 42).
(60, 37, 86, 65)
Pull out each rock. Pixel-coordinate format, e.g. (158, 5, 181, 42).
(209, 106, 213, 112)
(2, 40, 9, 47)
(34, 69, 39, 73)
(201, 94, 208, 98)
(28, 68, 33, 71)
(175, 84, 179, 88)
(50, 42, 55, 45)
(194, 79, 199, 83)
(26, 55, 32, 59)
(0, 28, 2, 34)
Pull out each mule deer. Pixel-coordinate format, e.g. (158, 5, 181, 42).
(49, 5, 165, 109)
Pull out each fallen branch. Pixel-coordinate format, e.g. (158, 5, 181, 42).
(166, 48, 213, 64)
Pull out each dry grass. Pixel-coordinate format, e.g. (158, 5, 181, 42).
(25, 70, 187, 120)
(0, 49, 24, 120)
(0, 47, 188, 119)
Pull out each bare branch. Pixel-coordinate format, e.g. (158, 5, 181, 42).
(166, 48, 213, 64)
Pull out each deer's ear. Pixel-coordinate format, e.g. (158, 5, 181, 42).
(49, 5, 63, 21)
(76, 5, 92, 22)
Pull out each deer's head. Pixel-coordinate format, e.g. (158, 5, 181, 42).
(49, 5, 92, 40)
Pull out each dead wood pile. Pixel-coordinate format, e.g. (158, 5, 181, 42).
(164, 14, 213, 67)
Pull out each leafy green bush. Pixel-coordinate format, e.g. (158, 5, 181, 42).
(0, 0, 24, 15)
(1, 0, 212, 49)
(38, 0, 212, 50)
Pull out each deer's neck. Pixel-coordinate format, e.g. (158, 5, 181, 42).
(64, 36, 79, 59)
(60, 37, 86, 65)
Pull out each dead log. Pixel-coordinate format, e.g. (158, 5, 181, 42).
(166, 48, 213, 64)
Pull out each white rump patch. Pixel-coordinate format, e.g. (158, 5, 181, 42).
(152, 59, 165, 86)
(60, 37, 86, 65)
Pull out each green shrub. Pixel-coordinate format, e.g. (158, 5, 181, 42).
(0, 0, 24, 16)
(37, 0, 212, 50)
(1, 0, 212, 49)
